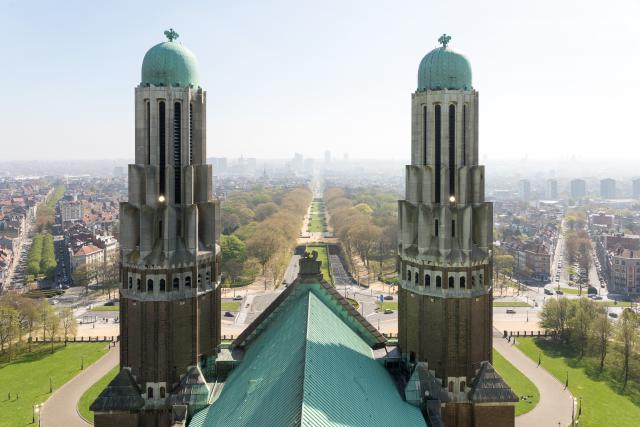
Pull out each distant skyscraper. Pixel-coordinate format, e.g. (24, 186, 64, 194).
(519, 179, 531, 202)
(398, 35, 516, 426)
(570, 179, 586, 199)
(92, 30, 221, 426)
(600, 178, 616, 199)
(211, 157, 228, 173)
(545, 179, 558, 200)
(633, 178, 640, 199)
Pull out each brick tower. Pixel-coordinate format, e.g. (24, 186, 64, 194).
(398, 34, 515, 426)
(92, 29, 221, 427)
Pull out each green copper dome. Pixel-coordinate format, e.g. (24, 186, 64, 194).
(417, 34, 472, 91)
(141, 29, 199, 87)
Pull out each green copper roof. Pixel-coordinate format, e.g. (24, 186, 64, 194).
(189, 286, 425, 427)
(141, 34, 199, 87)
(417, 34, 472, 91)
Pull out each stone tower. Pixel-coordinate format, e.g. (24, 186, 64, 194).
(92, 29, 221, 427)
(398, 35, 513, 426)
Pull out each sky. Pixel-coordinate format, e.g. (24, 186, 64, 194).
(0, 0, 639, 161)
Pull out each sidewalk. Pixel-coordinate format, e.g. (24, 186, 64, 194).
(493, 334, 573, 427)
(41, 343, 119, 427)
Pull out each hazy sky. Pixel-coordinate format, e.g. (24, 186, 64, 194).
(0, 0, 638, 161)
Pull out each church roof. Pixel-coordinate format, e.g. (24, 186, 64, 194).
(89, 368, 145, 412)
(188, 276, 425, 427)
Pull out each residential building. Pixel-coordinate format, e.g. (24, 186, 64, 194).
(61, 201, 83, 222)
(545, 179, 558, 200)
(519, 179, 531, 203)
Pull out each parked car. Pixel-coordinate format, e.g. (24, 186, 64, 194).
(544, 289, 554, 295)
(224, 311, 234, 317)
(233, 295, 243, 301)
(609, 312, 618, 318)
(384, 309, 394, 314)
(383, 295, 394, 301)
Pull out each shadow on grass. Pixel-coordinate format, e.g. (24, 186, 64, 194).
(0, 343, 73, 368)
(533, 337, 640, 406)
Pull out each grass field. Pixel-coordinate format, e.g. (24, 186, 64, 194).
(493, 301, 532, 308)
(91, 306, 119, 312)
(492, 349, 539, 416)
(77, 366, 118, 423)
(221, 301, 241, 311)
(307, 200, 328, 232)
(516, 337, 640, 426)
(0, 343, 108, 426)
(376, 301, 398, 311)
(306, 244, 332, 284)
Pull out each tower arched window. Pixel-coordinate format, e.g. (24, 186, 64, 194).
(128, 277, 132, 289)
(436, 276, 442, 288)
(452, 220, 455, 237)
(460, 277, 466, 288)
(189, 103, 194, 164)
(173, 102, 182, 204)
(425, 274, 431, 286)
(479, 273, 484, 286)
(136, 278, 141, 291)
(435, 219, 439, 237)
(160, 387, 166, 399)
(407, 270, 412, 282)
(148, 387, 154, 399)
(448, 276, 454, 289)
(462, 104, 467, 166)
(147, 279, 154, 292)
(423, 105, 428, 165)
(158, 101, 166, 197)
(449, 104, 455, 198)
(160, 279, 166, 291)
(434, 104, 442, 203)
(173, 277, 179, 290)
(415, 272, 419, 285)
(185, 276, 192, 288)
(146, 101, 150, 165)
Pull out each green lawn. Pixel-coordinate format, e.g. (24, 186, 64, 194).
(516, 337, 640, 426)
(91, 305, 119, 312)
(77, 366, 118, 423)
(306, 244, 332, 284)
(0, 343, 108, 426)
(597, 300, 633, 307)
(221, 301, 241, 311)
(493, 301, 532, 308)
(376, 301, 398, 311)
(307, 201, 328, 232)
(492, 349, 539, 416)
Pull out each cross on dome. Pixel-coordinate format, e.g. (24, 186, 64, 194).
(164, 28, 179, 42)
(438, 33, 451, 48)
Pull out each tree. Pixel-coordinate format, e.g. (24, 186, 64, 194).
(221, 235, 247, 285)
(72, 264, 98, 295)
(616, 308, 638, 390)
(96, 254, 119, 299)
(592, 306, 612, 372)
(254, 202, 279, 221)
(570, 298, 596, 357)
(247, 232, 285, 289)
(540, 297, 570, 341)
(495, 254, 516, 277)
(43, 306, 61, 353)
(59, 308, 77, 345)
(0, 304, 20, 360)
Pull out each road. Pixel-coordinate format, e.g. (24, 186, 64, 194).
(40, 343, 119, 427)
(494, 332, 574, 427)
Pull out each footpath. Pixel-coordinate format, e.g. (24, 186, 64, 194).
(41, 343, 119, 427)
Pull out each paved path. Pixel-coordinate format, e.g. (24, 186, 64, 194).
(493, 333, 574, 427)
(41, 344, 119, 427)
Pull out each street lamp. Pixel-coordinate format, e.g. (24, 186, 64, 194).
(49, 377, 52, 394)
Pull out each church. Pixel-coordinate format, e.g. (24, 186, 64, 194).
(91, 30, 516, 427)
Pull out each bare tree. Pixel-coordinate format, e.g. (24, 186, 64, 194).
(59, 308, 77, 345)
(0, 304, 20, 360)
(44, 307, 61, 353)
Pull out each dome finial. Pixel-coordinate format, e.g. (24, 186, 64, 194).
(438, 33, 451, 48)
(164, 28, 179, 42)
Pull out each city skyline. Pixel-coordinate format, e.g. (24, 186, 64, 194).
(1, 0, 639, 161)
